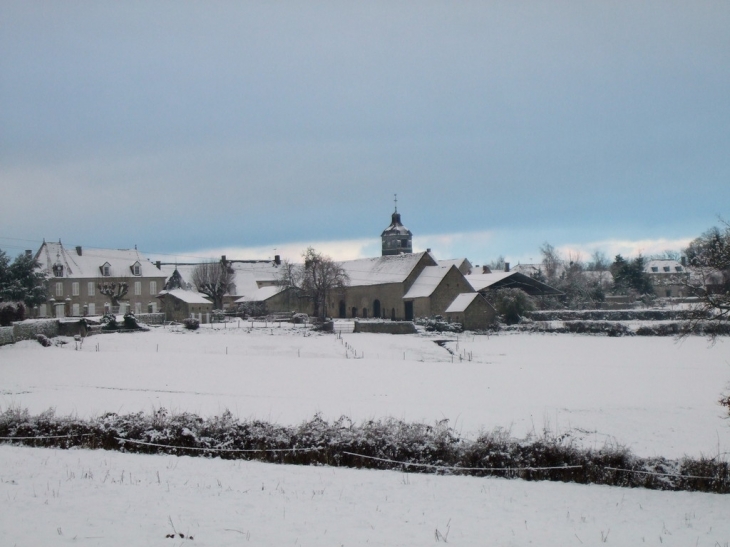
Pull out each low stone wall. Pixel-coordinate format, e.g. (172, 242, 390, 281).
(136, 313, 165, 325)
(12, 319, 59, 341)
(0, 326, 14, 346)
(353, 321, 417, 334)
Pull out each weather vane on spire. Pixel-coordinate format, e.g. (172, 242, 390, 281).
(394, 193, 398, 213)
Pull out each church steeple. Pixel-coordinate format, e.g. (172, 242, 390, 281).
(381, 194, 413, 256)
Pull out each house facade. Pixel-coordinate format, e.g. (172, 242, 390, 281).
(34, 241, 166, 318)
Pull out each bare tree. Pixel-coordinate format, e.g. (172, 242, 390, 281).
(278, 248, 349, 319)
(98, 278, 129, 308)
(191, 260, 233, 310)
(540, 242, 562, 281)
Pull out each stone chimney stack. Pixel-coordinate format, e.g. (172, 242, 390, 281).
(274, 255, 281, 265)
(504, 262, 510, 273)
(76, 246, 82, 256)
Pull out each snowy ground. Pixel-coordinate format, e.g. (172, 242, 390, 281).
(2, 323, 730, 545)
(2, 323, 729, 458)
(2, 445, 730, 546)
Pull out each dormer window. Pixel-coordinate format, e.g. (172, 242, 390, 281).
(675, 266, 683, 272)
(131, 261, 141, 276)
(101, 262, 111, 277)
(663, 266, 670, 272)
(651, 267, 658, 272)
(52, 263, 64, 277)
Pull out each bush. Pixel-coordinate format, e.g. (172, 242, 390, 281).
(183, 318, 200, 330)
(36, 334, 52, 347)
(489, 288, 535, 325)
(101, 313, 119, 331)
(0, 302, 25, 326)
(123, 313, 140, 329)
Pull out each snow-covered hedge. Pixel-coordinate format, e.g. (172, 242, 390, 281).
(1, 407, 727, 493)
(528, 310, 707, 322)
(0, 326, 14, 346)
(12, 319, 59, 341)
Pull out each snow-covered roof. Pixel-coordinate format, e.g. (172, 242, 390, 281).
(36, 241, 163, 279)
(158, 289, 212, 304)
(465, 271, 562, 296)
(464, 272, 517, 291)
(159, 260, 282, 295)
(402, 266, 453, 299)
(437, 258, 473, 274)
(234, 285, 285, 303)
(445, 292, 480, 313)
(340, 252, 434, 287)
(644, 260, 687, 274)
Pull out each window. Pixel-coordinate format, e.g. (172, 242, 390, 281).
(675, 266, 683, 272)
(88, 282, 95, 296)
(134, 281, 142, 296)
(72, 282, 79, 296)
(88, 303, 96, 315)
(55, 282, 63, 296)
(663, 266, 670, 272)
(651, 267, 658, 272)
(132, 262, 141, 276)
(52, 264, 64, 277)
(102, 263, 111, 276)
(150, 281, 157, 295)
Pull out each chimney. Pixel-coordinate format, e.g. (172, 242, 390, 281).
(25, 250, 32, 258)
(221, 255, 227, 263)
(681, 256, 686, 267)
(76, 246, 82, 256)
(426, 248, 431, 253)
(504, 262, 510, 273)
(274, 254, 281, 265)
(155, 261, 161, 270)
(482, 265, 491, 274)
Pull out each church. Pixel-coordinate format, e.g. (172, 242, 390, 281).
(324, 204, 498, 329)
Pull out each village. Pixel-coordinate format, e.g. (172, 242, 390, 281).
(3, 206, 718, 337)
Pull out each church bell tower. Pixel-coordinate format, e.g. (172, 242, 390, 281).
(381, 195, 413, 256)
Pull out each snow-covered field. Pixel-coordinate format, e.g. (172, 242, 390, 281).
(2, 323, 729, 458)
(2, 323, 730, 545)
(2, 444, 729, 546)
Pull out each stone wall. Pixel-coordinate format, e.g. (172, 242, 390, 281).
(353, 321, 417, 334)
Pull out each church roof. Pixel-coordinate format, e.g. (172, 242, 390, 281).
(340, 251, 433, 286)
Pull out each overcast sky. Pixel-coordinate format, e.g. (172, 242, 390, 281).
(1, 1, 728, 266)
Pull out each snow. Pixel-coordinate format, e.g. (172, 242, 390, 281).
(445, 292, 480, 313)
(340, 252, 429, 286)
(1, 324, 729, 458)
(1, 324, 730, 544)
(402, 265, 452, 298)
(1, 445, 729, 546)
(158, 289, 212, 304)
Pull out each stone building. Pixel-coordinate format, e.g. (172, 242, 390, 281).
(34, 241, 166, 318)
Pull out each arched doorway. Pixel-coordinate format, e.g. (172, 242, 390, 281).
(351, 307, 358, 318)
(339, 300, 346, 318)
(373, 299, 381, 318)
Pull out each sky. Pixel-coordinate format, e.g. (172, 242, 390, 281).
(1, 1, 729, 266)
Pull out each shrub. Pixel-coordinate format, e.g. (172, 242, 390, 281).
(36, 334, 52, 347)
(489, 288, 535, 325)
(0, 302, 25, 326)
(123, 313, 140, 329)
(183, 318, 200, 330)
(101, 313, 119, 331)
